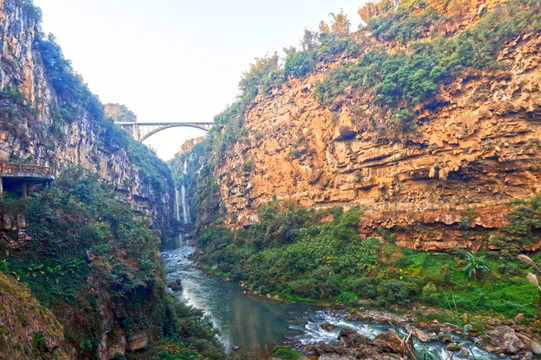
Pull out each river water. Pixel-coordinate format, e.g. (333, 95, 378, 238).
(162, 245, 503, 360)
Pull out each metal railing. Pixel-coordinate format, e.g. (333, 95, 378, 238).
(0, 162, 53, 176)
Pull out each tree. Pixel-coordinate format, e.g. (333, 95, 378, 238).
(238, 53, 281, 99)
(378, 0, 399, 12)
(358, 2, 380, 25)
(301, 28, 319, 51)
(283, 46, 297, 57)
(329, 10, 351, 38)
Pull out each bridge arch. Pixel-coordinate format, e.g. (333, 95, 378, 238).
(139, 123, 209, 142)
(115, 121, 213, 142)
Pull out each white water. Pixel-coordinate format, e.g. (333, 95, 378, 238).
(181, 184, 189, 224)
(290, 309, 504, 360)
(181, 159, 191, 224)
(174, 188, 181, 222)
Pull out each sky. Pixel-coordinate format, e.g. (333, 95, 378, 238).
(34, 0, 366, 160)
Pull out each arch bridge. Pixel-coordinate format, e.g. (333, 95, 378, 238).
(115, 121, 213, 142)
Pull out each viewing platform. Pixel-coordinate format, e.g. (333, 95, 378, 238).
(0, 162, 54, 197)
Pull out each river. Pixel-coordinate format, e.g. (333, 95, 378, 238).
(162, 245, 504, 360)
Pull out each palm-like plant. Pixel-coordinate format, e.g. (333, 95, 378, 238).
(329, 10, 351, 38)
(462, 252, 490, 279)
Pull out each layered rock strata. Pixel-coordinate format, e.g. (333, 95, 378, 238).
(217, 35, 540, 250)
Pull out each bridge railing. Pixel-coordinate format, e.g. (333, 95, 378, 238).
(0, 162, 53, 176)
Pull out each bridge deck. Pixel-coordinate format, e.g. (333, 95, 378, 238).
(115, 121, 213, 126)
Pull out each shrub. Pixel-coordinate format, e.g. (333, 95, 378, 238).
(308, 266, 342, 299)
(377, 279, 418, 305)
(421, 282, 438, 304)
(489, 194, 541, 254)
(349, 277, 379, 299)
(285, 51, 317, 78)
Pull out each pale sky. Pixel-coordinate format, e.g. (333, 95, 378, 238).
(34, 0, 365, 160)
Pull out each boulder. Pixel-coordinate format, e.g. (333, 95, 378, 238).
(405, 325, 432, 343)
(128, 333, 149, 351)
(531, 341, 541, 355)
(168, 278, 183, 291)
(320, 322, 336, 331)
(441, 336, 453, 343)
(489, 326, 525, 354)
(108, 336, 127, 357)
(108, 329, 127, 357)
(16, 213, 25, 228)
(373, 331, 403, 353)
(337, 327, 370, 348)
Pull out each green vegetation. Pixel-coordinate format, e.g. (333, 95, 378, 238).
(35, 35, 103, 122)
(489, 194, 541, 254)
(167, 0, 541, 335)
(236, 10, 359, 102)
(314, 0, 541, 133)
(284, 37, 361, 79)
(195, 199, 540, 322)
(21, 0, 42, 22)
(239, 54, 284, 101)
(0, 168, 223, 359)
(270, 345, 303, 360)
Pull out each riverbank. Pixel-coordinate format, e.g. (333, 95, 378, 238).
(203, 262, 541, 360)
(193, 248, 540, 359)
(164, 244, 541, 360)
(217, 272, 540, 360)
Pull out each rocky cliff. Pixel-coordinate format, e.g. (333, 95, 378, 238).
(0, 1, 215, 359)
(0, 0, 174, 234)
(201, 0, 540, 251)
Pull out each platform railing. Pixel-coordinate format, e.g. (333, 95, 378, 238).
(0, 162, 53, 176)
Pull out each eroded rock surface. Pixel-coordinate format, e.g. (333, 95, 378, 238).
(215, 34, 541, 250)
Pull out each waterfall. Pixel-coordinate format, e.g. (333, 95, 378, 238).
(181, 184, 189, 224)
(181, 159, 191, 225)
(175, 188, 181, 222)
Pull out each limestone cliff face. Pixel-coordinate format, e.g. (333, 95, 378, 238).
(216, 34, 540, 251)
(104, 103, 137, 123)
(0, 0, 174, 232)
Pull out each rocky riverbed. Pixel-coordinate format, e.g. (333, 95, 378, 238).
(290, 309, 541, 360)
